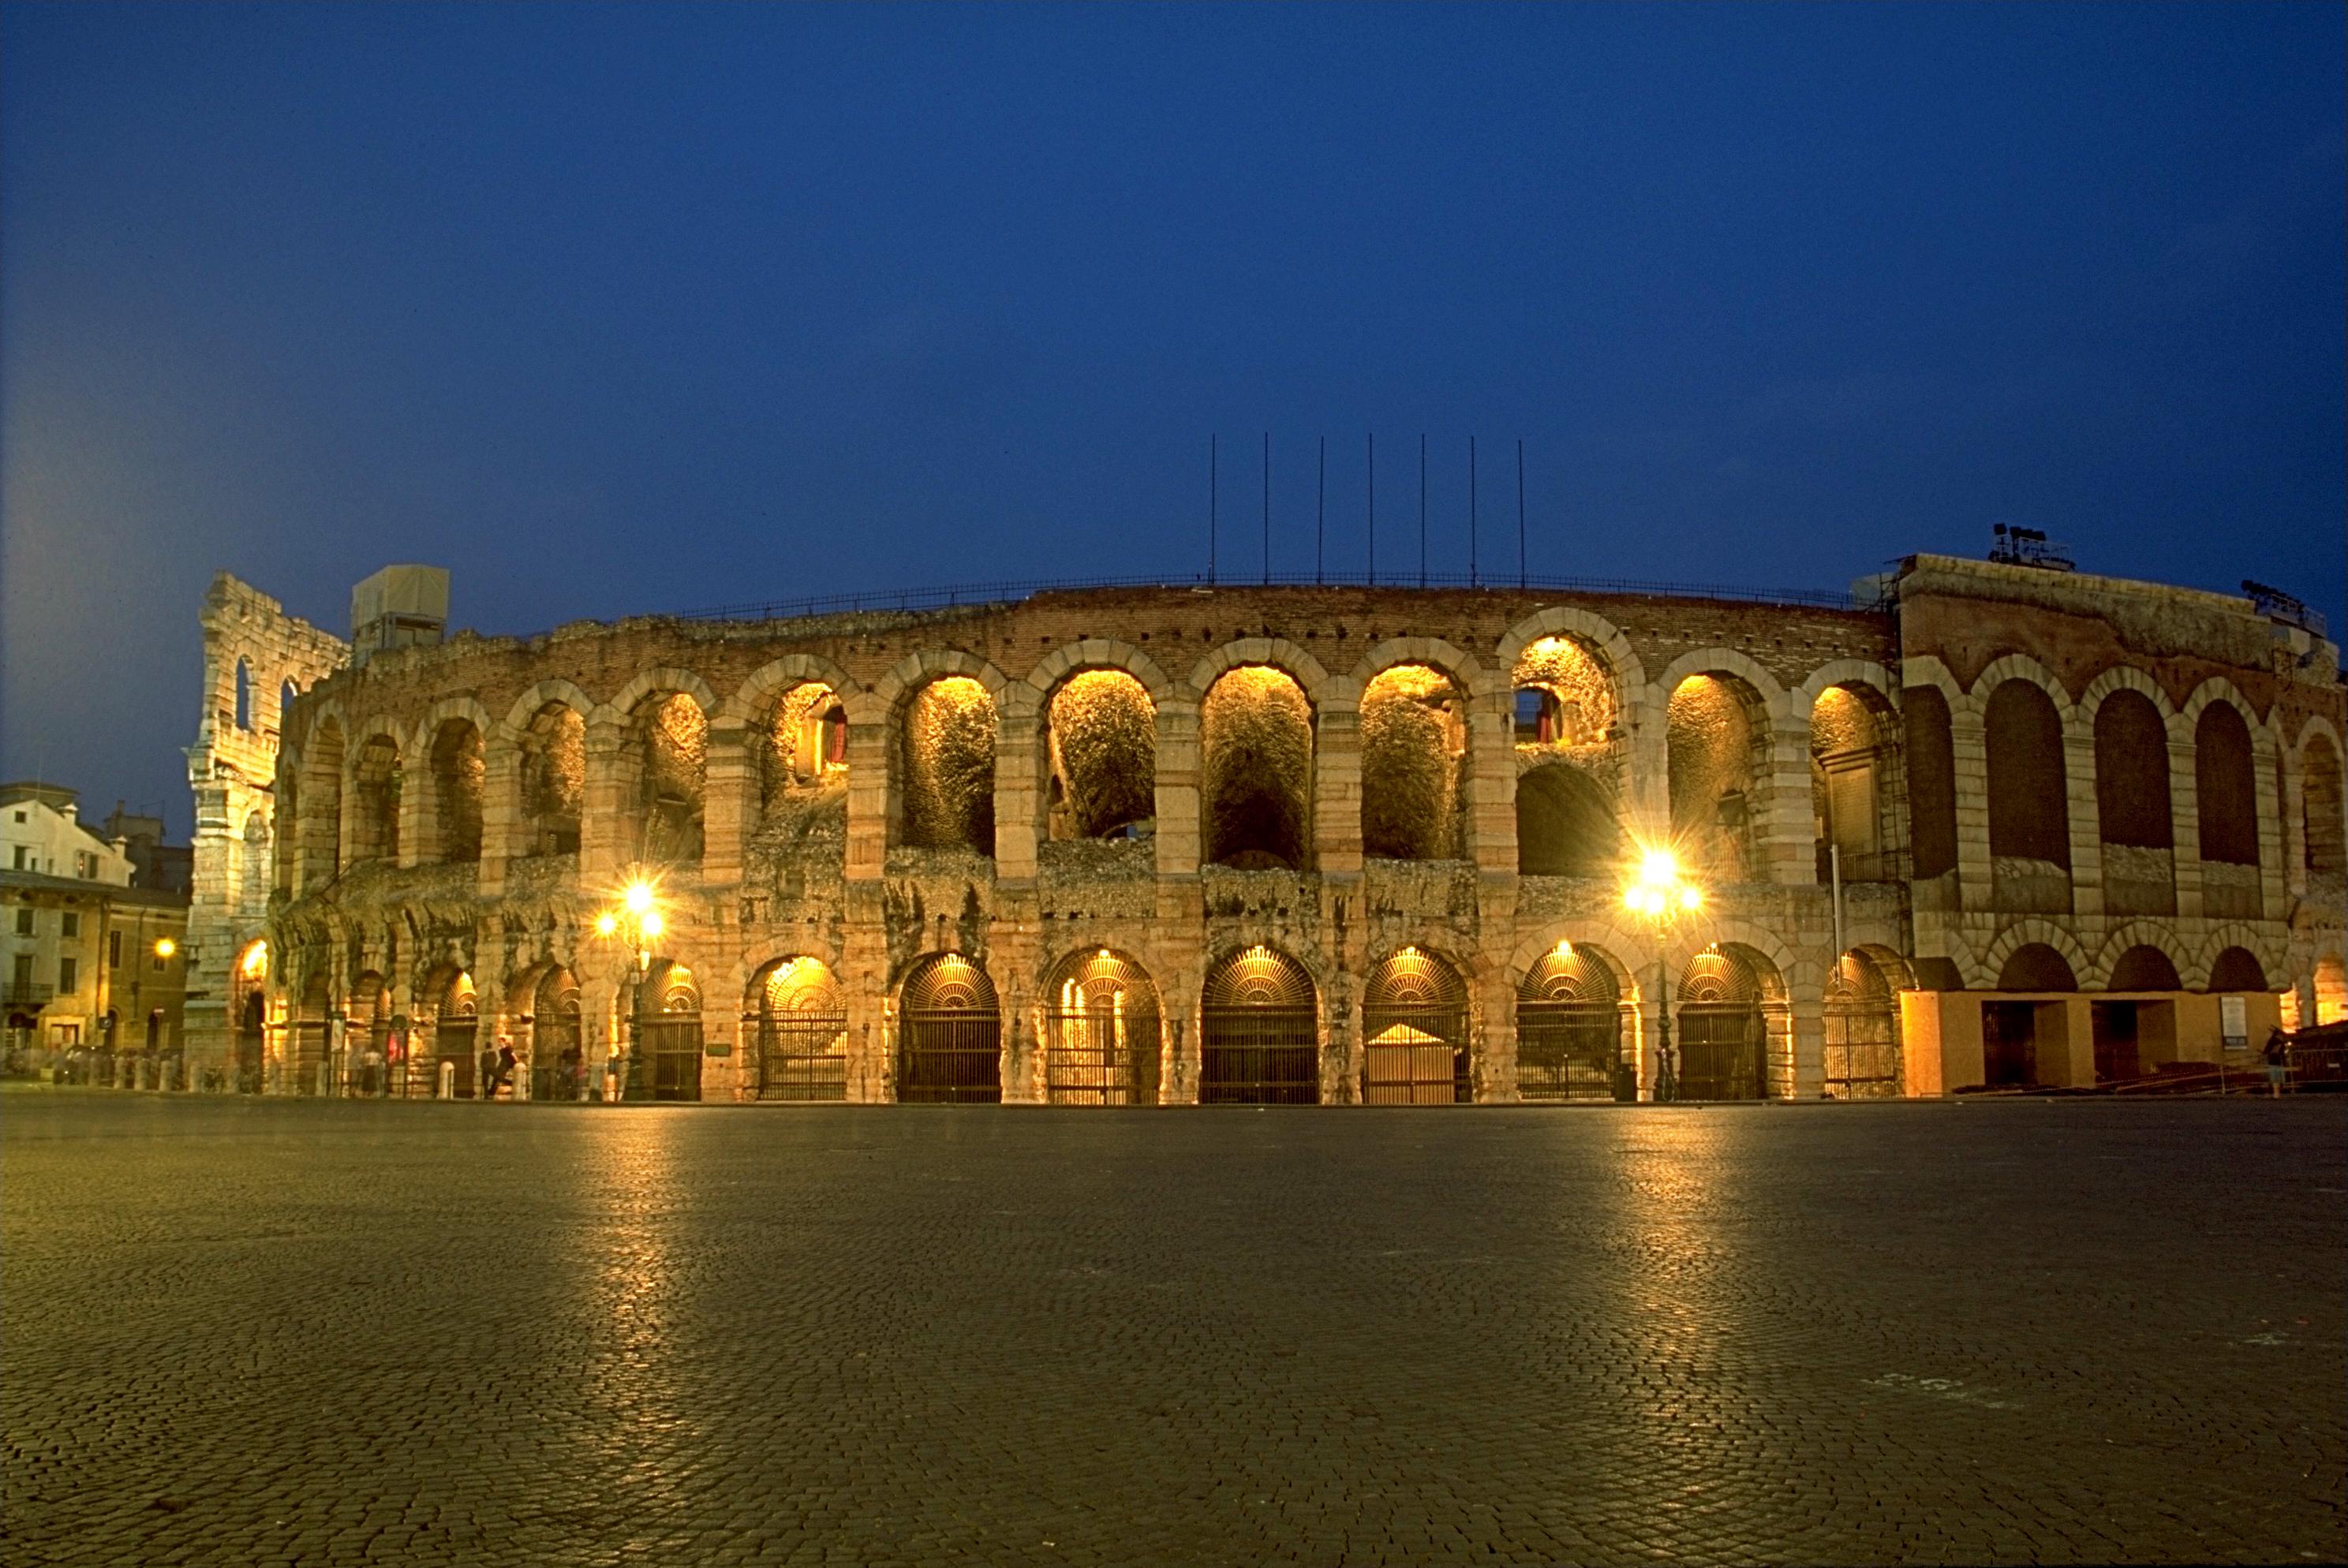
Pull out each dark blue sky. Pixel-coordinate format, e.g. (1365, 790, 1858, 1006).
(3, 2, 2341, 833)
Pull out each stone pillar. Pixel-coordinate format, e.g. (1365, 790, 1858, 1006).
(1467, 692, 1516, 875)
(2254, 731, 2286, 922)
(1763, 698, 1814, 886)
(702, 720, 754, 891)
(477, 746, 520, 898)
(2169, 736, 2204, 920)
(2064, 728, 2103, 920)
(1789, 988, 1825, 1099)
(581, 718, 633, 888)
(993, 689, 1041, 882)
(1153, 700, 1202, 877)
(1475, 961, 1518, 1103)
(1623, 684, 1672, 849)
(1314, 699, 1362, 875)
(1950, 702, 1995, 915)
(843, 702, 889, 883)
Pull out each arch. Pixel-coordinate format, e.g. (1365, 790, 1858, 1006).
(512, 698, 586, 856)
(1969, 654, 2075, 719)
(1201, 665, 1314, 869)
(2090, 920, 2188, 988)
(897, 952, 1001, 1103)
(1362, 945, 1471, 1103)
(423, 715, 486, 864)
(348, 730, 403, 865)
(234, 659, 252, 731)
(746, 955, 847, 1101)
(1348, 637, 1489, 703)
(525, 965, 583, 1102)
(2301, 730, 2346, 878)
(600, 666, 719, 726)
(1997, 943, 2077, 993)
(898, 674, 997, 853)
(2077, 664, 2176, 726)
(2194, 700, 2260, 867)
(497, 679, 596, 742)
(1516, 763, 1621, 876)
(1978, 921, 2092, 993)
(623, 687, 708, 866)
(1495, 606, 1647, 704)
(425, 968, 480, 1099)
(1793, 659, 1903, 718)
(1184, 637, 1330, 703)
(2094, 687, 2175, 915)
(1903, 684, 1959, 880)
(633, 958, 704, 1101)
(1654, 646, 1788, 710)
(1040, 947, 1162, 1106)
(1809, 680, 1900, 883)
(1510, 633, 1620, 750)
(1024, 640, 1178, 709)
(2313, 953, 2346, 1025)
(722, 652, 864, 727)
(2104, 945, 2183, 993)
(1043, 669, 1157, 842)
(1823, 949, 1901, 1099)
(2177, 675, 2268, 733)
(294, 712, 346, 884)
(757, 681, 851, 806)
(1516, 941, 1631, 1102)
(1359, 664, 1468, 861)
(2205, 947, 2268, 994)
(1666, 670, 1769, 880)
(1199, 944, 1320, 1104)
(1675, 943, 1772, 1101)
(1984, 679, 2070, 869)
(2184, 922, 2285, 991)
(870, 648, 1014, 715)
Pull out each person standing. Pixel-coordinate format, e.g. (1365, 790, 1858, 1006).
(478, 1042, 499, 1101)
(495, 1042, 518, 1102)
(2261, 1027, 2290, 1098)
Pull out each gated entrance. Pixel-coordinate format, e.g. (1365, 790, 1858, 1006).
(1823, 951, 1901, 1099)
(1041, 950, 1161, 1105)
(634, 961, 703, 1101)
(352, 975, 391, 1096)
(235, 991, 265, 1094)
(1677, 946, 1767, 1101)
(897, 954, 1001, 1103)
(1516, 945, 1628, 1101)
(750, 957, 849, 1101)
(432, 972, 479, 1099)
(1982, 1001, 2038, 1087)
(529, 968, 583, 1101)
(1362, 946, 1469, 1103)
(1200, 946, 1319, 1104)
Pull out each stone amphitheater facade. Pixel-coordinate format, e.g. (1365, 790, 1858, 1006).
(182, 554, 2346, 1104)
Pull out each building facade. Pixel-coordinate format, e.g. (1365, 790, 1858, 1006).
(184, 554, 2346, 1103)
(2, 782, 191, 1067)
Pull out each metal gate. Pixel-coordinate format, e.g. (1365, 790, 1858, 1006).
(1200, 946, 1319, 1104)
(435, 1015, 479, 1099)
(1516, 946, 1626, 1102)
(1677, 946, 1766, 1102)
(529, 972, 583, 1102)
(753, 958, 850, 1101)
(637, 1016, 704, 1100)
(1823, 953, 1901, 1099)
(898, 954, 1001, 1103)
(1362, 946, 1469, 1104)
(1043, 951, 1161, 1106)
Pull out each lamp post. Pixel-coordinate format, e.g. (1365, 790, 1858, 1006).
(593, 879, 664, 1103)
(1623, 848, 1705, 1103)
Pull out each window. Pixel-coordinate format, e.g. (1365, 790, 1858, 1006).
(13, 907, 31, 935)
(61, 911, 80, 939)
(10, 810, 24, 822)
(58, 957, 77, 995)
(109, 931, 122, 967)
(10, 846, 24, 870)
(152, 948, 169, 973)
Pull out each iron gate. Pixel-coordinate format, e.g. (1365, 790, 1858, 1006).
(1042, 951, 1161, 1106)
(1676, 1005, 1765, 1101)
(1200, 946, 1319, 1104)
(757, 1011, 851, 1100)
(531, 1012, 583, 1101)
(434, 1016, 479, 1098)
(634, 1016, 704, 1101)
(1517, 1000, 1625, 1100)
(1362, 947, 1470, 1104)
(897, 954, 1001, 1103)
(1823, 955, 1901, 1099)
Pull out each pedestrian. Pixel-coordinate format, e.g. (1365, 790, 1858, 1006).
(2261, 1026, 2290, 1099)
(478, 1042, 499, 1101)
(496, 1042, 518, 1101)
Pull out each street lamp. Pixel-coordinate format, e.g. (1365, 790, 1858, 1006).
(592, 878, 665, 1102)
(1623, 846, 1706, 1103)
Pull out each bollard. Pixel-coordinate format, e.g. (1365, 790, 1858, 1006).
(439, 1059, 457, 1099)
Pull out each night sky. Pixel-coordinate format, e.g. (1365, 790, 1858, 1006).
(3, 3, 2341, 835)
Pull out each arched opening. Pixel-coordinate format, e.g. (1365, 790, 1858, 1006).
(1516, 764, 1619, 876)
(2304, 734, 2346, 884)
(527, 966, 582, 1102)
(762, 683, 850, 798)
(1200, 945, 1318, 1104)
(1202, 666, 1313, 869)
(628, 692, 706, 865)
(633, 960, 703, 1102)
(747, 955, 847, 1101)
(279, 682, 298, 736)
(1980, 944, 2074, 1091)
(350, 972, 390, 1096)
(293, 969, 331, 1096)
(300, 719, 346, 882)
(1809, 685, 1898, 883)
(1045, 671, 1156, 843)
(350, 735, 402, 864)
(233, 950, 267, 1093)
(2107, 945, 2183, 991)
(518, 701, 585, 856)
(2096, 945, 2182, 1082)
(1823, 950, 1901, 1099)
(1362, 946, 1470, 1103)
(1986, 681, 2071, 910)
(896, 954, 1001, 1103)
(1903, 686, 1959, 881)
(429, 970, 479, 1099)
(1998, 943, 2077, 991)
(1511, 635, 1615, 749)
(1041, 949, 1161, 1105)
(2206, 947, 2268, 994)
(1516, 944, 1628, 1102)
(1360, 666, 1468, 862)
(234, 659, 252, 731)
(2095, 690, 2174, 915)
(2314, 954, 2346, 1026)
(1667, 674, 1766, 881)
(1676, 945, 1767, 1101)
(2197, 704, 2261, 919)
(427, 719, 484, 864)
(899, 677, 996, 854)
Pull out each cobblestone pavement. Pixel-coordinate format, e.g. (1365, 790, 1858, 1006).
(5, 1095, 2343, 1567)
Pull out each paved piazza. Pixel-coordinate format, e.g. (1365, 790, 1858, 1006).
(5, 1096, 2342, 1566)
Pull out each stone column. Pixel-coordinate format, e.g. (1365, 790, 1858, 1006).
(1467, 692, 1516, 875)
(1475, 960, 1518, 1103)
(1763, 696, 1815, 886)
(1789, 987, 1825, 1099)
(1950, 702, 1995, 915)
(1153, 700, 1202, 877)
(993, 689, 1041, 882)
(2254, 731, 2286, 923)
(843, 701, 890, 883)
(477, 745, 520, 899)
(1314, 699, 1363, 875)
(581, 718, 634, 889)
(2064, 728, 2103, 920)
(702, 719, 753, 892)
(2169, 736, 2204, 920)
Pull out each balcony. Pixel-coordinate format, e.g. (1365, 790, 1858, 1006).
(2, 981, 55, 1009)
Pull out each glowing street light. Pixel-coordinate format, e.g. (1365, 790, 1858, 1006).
(593, 876, 669, 1103)
(1622, 844, 1707, 1103)
(153, 937, 176, 961)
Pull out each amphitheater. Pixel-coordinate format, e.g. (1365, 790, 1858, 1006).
(179, 551, 2346, 1104)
